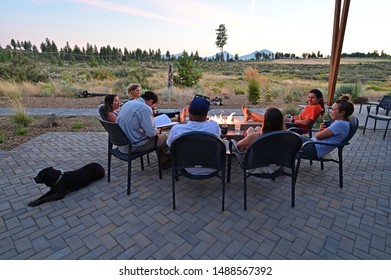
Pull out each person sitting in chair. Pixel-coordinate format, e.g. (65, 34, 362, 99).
(300, 94, 354, 158)
(242, 89, 325, 133)
(116, 91, 170, 166)
(237, 107, 285, 150)
(166, 95, 220, 146)
(103, 94, 120, 122)
(166, 95, 221, 175)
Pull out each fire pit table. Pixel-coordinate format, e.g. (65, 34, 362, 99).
(208, 113, 263, 140)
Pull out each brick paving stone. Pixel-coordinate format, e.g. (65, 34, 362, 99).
(79, 245, 107, 260)
(0, 128, 390, 260)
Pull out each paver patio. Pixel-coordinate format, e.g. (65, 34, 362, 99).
(0, 108, 390, 259)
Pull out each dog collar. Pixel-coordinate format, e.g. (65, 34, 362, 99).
(53, 171, 63, 187)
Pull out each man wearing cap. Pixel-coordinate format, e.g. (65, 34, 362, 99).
(166, 96, 221, 146)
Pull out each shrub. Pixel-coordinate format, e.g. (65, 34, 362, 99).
(12, 111, 33, 127)
(244, 67, 261, 104)
(0, 130, 4, 143)
(334, 83, 362, 102)
(282, 105, 300, 116)
(234, 88, 245, 95)
(247, 79, 260, 104)
(173, 52, 202, 87)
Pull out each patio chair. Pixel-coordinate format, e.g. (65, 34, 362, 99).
(296, 115, 359, 189)
(170, 132, 227, 211)
(285, 109, 323, 138)
(99, 119, 162, 195)
(98, 104, 107, 120)
(227, 131, 302, 209)
(98, 104, 151, 165)
(363, 96, 391, 139)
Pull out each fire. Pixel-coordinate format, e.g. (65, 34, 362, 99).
(209, 112, 236, 124)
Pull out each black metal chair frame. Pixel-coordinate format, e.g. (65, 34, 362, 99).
(170, 132, 227, 211)
(98, 104, 151, 165)
(363, 96, 391, 140)
(296, 115, 359, 189)
(99, 119, 162, 195)
(227, 131, 302, 209)
(285, 109, 323, 138)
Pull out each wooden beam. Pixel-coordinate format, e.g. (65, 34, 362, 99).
(327, 0, 350, 105)
(328, 0, 341, 105)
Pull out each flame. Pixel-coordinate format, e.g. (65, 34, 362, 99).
(209, 112, 236, 124)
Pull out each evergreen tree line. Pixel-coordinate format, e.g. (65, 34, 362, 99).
(1, 38, 390, 64)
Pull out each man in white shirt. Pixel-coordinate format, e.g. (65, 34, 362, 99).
(166, 96, 221, 146)
(166, 96, 221, 175)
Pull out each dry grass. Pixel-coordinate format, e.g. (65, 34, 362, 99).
(0, 80, 27, 113)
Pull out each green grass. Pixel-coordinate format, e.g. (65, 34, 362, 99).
(16, 128, 28, 135)
(71, 123, 84, 129)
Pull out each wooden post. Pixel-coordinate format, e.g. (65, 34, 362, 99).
(167, 63, 173, 89)
(327, 0, 350, 106)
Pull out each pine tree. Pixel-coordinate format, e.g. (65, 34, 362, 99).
(215, 24, 228, 62)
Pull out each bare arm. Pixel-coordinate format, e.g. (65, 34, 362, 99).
(106, 112, 117, 122)
(314, 124, 333, 140)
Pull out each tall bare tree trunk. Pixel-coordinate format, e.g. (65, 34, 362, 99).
(167, 63, 173, 89)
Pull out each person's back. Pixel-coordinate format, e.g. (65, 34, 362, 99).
(166, 96, 220, 146)
(116, 91, 164, 155)
(237, 107, 285, 150)
(167, 95, 221, 175)
(116, 97, 157, 145)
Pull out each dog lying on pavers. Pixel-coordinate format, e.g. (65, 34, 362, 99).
(28, 162, 105, 207)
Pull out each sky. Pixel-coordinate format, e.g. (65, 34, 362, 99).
(1, 0, 390, 58)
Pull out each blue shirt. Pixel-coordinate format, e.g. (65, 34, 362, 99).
(116, 98, 158, 147)
(311, 120, 350, 158)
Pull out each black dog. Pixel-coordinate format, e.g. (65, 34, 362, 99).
(28, 162, 105, 207)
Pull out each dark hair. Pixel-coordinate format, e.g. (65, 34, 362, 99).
(103, 94, 117, 116)
(335, 94, 354, 118)
(309, 88, 325, 115)
(141, 91, 158, 104)
(262, 107, 285, 134)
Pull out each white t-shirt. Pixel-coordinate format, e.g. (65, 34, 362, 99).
(166, 120, 221, 146)
(166, 120, 221, 175)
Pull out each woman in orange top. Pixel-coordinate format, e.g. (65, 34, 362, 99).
(242, 89, 325, 131)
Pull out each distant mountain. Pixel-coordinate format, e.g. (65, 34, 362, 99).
(239, 49, 274, 60)
(205, 51, 235, 60)
(162, 49, 274, 61)
(205, 49, 274, 61)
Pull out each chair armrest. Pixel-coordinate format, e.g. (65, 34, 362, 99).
(302, 140, 349, 149)
(229, 139, 246, 155)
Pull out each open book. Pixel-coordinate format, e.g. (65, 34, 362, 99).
(155, 114, 179, 128)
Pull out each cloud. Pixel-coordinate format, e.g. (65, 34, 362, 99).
(67, 0, 190, 26)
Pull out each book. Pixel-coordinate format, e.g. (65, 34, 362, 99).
(154, 114, 179, 128)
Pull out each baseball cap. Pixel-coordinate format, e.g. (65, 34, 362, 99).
(189, 97, 210, 116)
